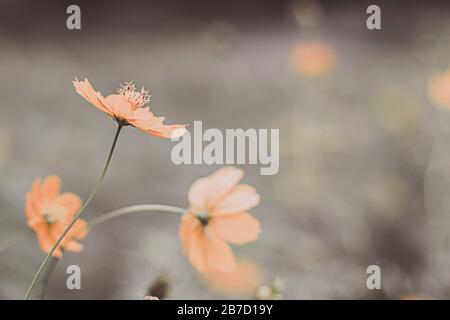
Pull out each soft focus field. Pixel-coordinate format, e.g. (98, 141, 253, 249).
(2, 0, 450, 299)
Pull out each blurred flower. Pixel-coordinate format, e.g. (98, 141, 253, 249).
(144, 296, 159, 300)
(73, 79, 186, 138)
(180, 167, 261, 273)
(203, 260, 262, 297)
(290, 41, 336, 76)
(146, 273, 170, 299)
(25, 175, 87, 258)
(401, 294, 427, 300)
(374, 88, 420, 137)
(256, 277, 285, 300)
(292, 0, 323, 28)
(428, 69, 450, 110)
(367, 175, 410, 218)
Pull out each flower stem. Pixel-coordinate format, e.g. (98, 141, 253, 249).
(87, 204, 186, 229)
(39, 256, 59, 300)
(24, 123, 123, 300)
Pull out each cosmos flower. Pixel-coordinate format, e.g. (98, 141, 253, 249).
(428, 69, 450, 110)
(290, 41, 336, 76)
(25, 175, 87, 258)
(73, 79, 186, 138)
(179, 167, 261, 273)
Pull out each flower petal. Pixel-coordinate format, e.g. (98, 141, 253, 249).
(188, 177, 209, 211)
(69, 218, 88, 240)
(41, 175, 61, 203)
(203, 226, 236, 272)
(210, 212, 260, 244)
(129, 107, 187, 139)
(51, 218, 87, 251)
(206, 167, 244, 208)
(141, 124, 187, 139)
(63, 240, 84, 252)
(30, 178, 42, 210)
(25, 193, 43, 227)
(213, 185, 260, 215)
(73, 78, 113, 116)
(104, 94, 133, 120)
(188, 167, 244, 210)
(53, 192, 82, 218)
(180, 214, 208, 273)
(33, 222, 63, 258)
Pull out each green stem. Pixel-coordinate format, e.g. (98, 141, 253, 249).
(88, 204, 186, 229)
(24, 123, 123, 300)
(39, 256, 59, 300)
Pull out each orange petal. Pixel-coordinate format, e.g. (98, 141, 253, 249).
(25, 193, 41, 226)
(203, 226, 236, 272)
(53, 192, 82, 218)
(68, 218, 88, 240)
(41, 175, 61, 203)
(206, 167, 244, 208)
(188, 167, 244, 210)
(73, 78, 113, 116)
(180, 214, 197, 251)
(30, 178, 43, 210)
(141, 124, 187, 139)
(33, 222, 63, 258)
(188, 177, 209, 211)
(213, 185, 260, 215)
(128, 107, 162, 125)
(209, 212, 260, 244)
(128, 107, 187, 139)
(51, 218, 87, 251)
(104, 94, 133, 120)
(63, 240, 84, 252)
(181, 215, 208, 273)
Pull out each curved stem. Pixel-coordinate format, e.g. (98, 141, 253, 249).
(39, 256, 59, 300)
(24, 123, 123, 300)
(87, 204, 186, 229)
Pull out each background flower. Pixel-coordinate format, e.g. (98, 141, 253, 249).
(25, 176, 87, 258)
(290, 41, 336, 76)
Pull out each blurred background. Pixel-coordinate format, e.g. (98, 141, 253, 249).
(2, 0, 450, 299)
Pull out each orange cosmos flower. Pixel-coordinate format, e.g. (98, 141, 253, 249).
(73, 79, 186, 138)
(180, 167, 261, 273)
(290, 41, 336, 76)
(25, 175, 88, 258)
(428, 69, 450, 110)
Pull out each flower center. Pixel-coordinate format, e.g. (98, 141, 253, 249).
(196, 210, 211, 226)
(44, 205, 67, 225)
(117, 81, 151, 110)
